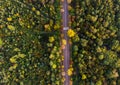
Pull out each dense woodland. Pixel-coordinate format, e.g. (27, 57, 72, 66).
(0, 0, 120, 85)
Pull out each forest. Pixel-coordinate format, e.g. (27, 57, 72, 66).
(0, 0, 120, 85)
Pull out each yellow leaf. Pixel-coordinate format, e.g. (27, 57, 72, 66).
(18, 53, 26, 58)
(12, 64, 18, 69)
(36, 10, 40, 15)
(32, 7, 36, 11)
(67, 68, 72, 76)
(50, 20, 53, 26)
(49, 36, 55, 43)
(62, 39, 67, 45)
(52, 64, 57, 69)
(0, 38, 3, 46)
(54, 24, 60, 30)
(7, 17, 12, 21)
(67, 29, 75, 37)
(7, 25, 15, 31)
(82, 74, 87, 80)
(44, 24, 51, 31)
(10, 57, 17, 63)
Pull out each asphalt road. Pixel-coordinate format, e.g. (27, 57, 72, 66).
(61, 0, 70, 85)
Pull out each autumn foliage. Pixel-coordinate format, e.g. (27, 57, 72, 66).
(0, 0, 120, 85)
